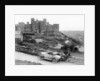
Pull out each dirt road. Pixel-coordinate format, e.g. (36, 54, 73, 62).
(15, 51, 84, 65)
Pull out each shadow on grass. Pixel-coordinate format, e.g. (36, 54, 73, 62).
(15, 59, 42, 65)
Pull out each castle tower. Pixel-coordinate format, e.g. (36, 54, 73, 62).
(31, 18, 38, 33)
(24, 22, 32, 32)
(52, 24, 59, 32)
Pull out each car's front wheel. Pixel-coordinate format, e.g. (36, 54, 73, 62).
(52, 58, 58, 63)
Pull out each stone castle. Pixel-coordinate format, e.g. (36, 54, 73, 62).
(15, 18, 59, 33)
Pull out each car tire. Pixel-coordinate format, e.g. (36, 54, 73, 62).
(52, 58, 58, 63)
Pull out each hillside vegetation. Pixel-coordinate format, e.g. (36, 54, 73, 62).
(61, 31, 84, 46)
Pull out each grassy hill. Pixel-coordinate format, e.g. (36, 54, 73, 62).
(61, 31, 84, 46)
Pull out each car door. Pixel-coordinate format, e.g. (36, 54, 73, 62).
(46, 53, 53, 60)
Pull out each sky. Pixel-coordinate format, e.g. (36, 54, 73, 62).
(15, 15, 84, 31)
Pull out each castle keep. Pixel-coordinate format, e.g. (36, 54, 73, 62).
(15, 18, 81, 53)
(15, 18, 59, 33)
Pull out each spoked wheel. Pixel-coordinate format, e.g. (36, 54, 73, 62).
(52, 58, 58, 63)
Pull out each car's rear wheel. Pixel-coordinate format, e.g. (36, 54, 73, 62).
(52, 58, 58, 63)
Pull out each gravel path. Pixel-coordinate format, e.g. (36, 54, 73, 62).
(15, 51, 84, 65)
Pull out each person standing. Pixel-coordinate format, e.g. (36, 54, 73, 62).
(60, 45, 71, 61)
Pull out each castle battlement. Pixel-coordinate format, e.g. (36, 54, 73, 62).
(15, 18, 59, 33)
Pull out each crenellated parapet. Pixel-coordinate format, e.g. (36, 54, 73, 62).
(15, 18, 59, 33)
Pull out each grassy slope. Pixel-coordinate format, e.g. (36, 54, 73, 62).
(61, 31, 84, 46)
(15, 60, 42, 65)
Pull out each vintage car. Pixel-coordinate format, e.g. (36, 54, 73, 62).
(39, 51, 61, 63)
(39, 51, 70, 63)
